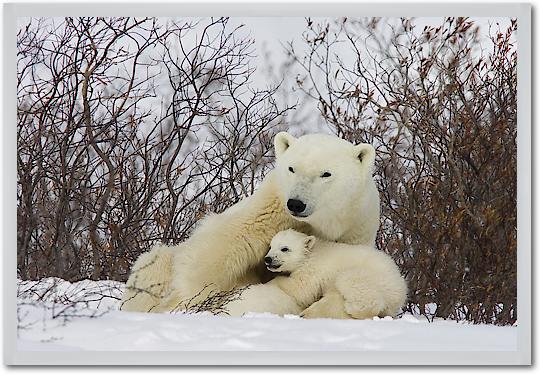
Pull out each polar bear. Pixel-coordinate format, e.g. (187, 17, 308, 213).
(121, 132, 380, 313)
(227, 229, 407, 319)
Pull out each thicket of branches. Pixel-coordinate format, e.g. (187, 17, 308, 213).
(17, 17, 517, 325)
(17, 17, 292, 281)
(287, 17, 517, 325)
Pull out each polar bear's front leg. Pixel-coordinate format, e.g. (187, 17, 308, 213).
(148, 291, 184, 313)
(120, 244, 175, 313)
(271, 274, 322, 310)
(225, 283, 302, 317)
(335, 270, 388, 319)
(300, 291, 351, 319)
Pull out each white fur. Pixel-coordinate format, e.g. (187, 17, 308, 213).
(225, 284, 302, 317)
(120, 245, 175, 312)
(120, 132, 380, 313)
(226, 229, 407, 319)
(274, 132, 380, 245)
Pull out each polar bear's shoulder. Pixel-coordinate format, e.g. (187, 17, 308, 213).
(305, 240, 384, 272)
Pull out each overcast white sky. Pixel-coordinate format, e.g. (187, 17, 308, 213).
(18, 16, 512, 85)
(17, 16, 514, 135)
(222, 17, 514, 133)
(228, 17, 513, 85)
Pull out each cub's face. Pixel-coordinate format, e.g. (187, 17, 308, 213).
(273, 132, 375, 223)
(264, 229, 316, 273)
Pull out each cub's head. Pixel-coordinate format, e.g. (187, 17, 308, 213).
(264, 229, 316, 273)
(274, 131, 375, 223)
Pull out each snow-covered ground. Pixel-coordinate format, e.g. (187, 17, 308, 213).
(16, 278, 517, 351)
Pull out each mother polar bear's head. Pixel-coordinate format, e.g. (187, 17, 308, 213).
(273, 131, 376, 224)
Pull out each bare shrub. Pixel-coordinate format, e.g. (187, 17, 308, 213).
(17, 17, 293, 282)
(17, 278, 123, 333)
(287, 17, 517, 325)
(168, 284, 248, 316)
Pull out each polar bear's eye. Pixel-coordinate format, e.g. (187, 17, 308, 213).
(288, 167, 294, 173)
(281, 247, 289, 252)
(321, 172, 332, 178)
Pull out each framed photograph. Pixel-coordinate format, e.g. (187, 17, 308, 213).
(4, 1, 531, 366)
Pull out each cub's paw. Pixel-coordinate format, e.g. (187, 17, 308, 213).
(300, 294, 350, 319)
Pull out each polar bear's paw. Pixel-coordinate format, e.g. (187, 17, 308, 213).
(300, 293, 351, 319)
(343, 294, 386, 320)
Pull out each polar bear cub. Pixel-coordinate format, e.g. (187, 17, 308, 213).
(267, 229, 408, 319)
(227, 229, 407, 319)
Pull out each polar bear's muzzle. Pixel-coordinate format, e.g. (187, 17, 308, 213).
(264, 256, 282, 271)
(286, 198, 311, 218)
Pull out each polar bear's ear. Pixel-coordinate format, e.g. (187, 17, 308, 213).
(304, 236, 316, 252)
(354, 143, 376, 172)
(274, 132, 297, 158)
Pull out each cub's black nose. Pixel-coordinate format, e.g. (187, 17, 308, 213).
(287, 199, 306, 214)
(264, 256, 272, 264)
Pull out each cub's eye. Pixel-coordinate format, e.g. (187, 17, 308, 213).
(281, 247, 289, 252)
(321, 172, 332, 178)
(288, 167, 295, 173)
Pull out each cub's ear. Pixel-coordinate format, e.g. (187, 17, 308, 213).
(304, 236, 316, 252)
(353, 143, 375, 172)
(274, 132, 297, 158)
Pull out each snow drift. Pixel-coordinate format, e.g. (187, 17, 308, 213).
(16, 278, 517, 351)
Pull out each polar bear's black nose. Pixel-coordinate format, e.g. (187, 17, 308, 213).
(264, 256, 272, 264)
(287, 199, 306, 214)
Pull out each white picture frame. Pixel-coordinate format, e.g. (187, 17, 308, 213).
(3, 1, 531, 366)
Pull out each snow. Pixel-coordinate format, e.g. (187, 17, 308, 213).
(17, 278, 517, 351)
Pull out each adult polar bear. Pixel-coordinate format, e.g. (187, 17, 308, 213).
(120, 132, 380, 314)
